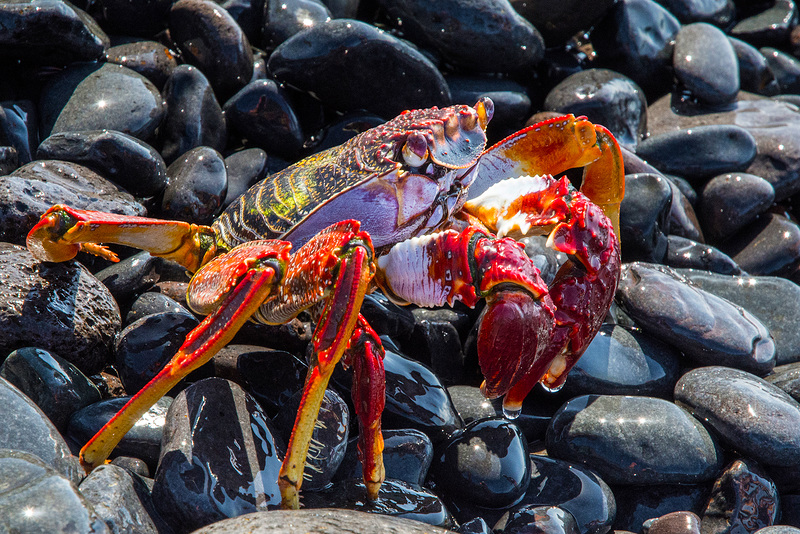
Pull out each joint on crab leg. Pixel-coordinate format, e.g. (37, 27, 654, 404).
(79, 241, 288, 471)
(26, 204, 218, 271)
(578, 125, 625, 239)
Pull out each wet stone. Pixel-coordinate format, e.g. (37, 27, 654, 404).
(105, 40, 178, 90)
(756, 528, 800, 534)
(100, 0, 172, 36)
(36, 130, 168, 197)
(520, 235, 569, 286)
(67, 396, 173, 468)
(508, 0, 616, 46)
(0, 160, 145, 245)
(223, 79, 304, 159)
(79, 463, 165, 534)
(679, 271, 800, 365)
(237, 347, 306, 415)
(651, 0, 734, 25)
(115, 311, 211, 395)
(431, 417, 530, 509)
(161, 146, 227, 225)
(304, 113, 386, 156)
(0, 145, 17, 174)
(94, 251, 162, 306)
(612, 485, 709, 533)
(721, 213, 800, 278)
(375, 0, 544, 74)
(152, 378, 283, 532)
(0, 243, 121, 374)
(0, 377, 83, 484)
(261, 0, 331, 50)
(761, 48, 800, 94)
(223, 148, 268, 208)
(125, 291, 194, 325)
(0, 347, 101, 432)
(302, 478, 454, 529)
(665, 177, 704, 243)
(730, 0, 797, 48)
(406, 308, 469, 386)
(701, 459, 779, 534)
(110, 456, 150, 478)
(0, 0, 109, 64)
(503, 506, 581, 534)
(730, 37, 780, 96)
(458, 517, 492, 534)
(268, 19, 451, 118)
(335, 428, 433, 487)
(543, 69, 646, 149)
(0, 450, 107, 533)
(39, 62, 165, 142)
(273, 389, 349, 491)
(591, 0, 681, 96)
(560, 324, 682, 399)
(616, 263, 776, 375)
(0, 99, 36, 164)
(360, 293, 416, 342)
(546, 394, 723, 485)
(160, 65, 227, 164)
(699, 172, 775, 244)
(619, 173, 672, 263)
(168, 0, 254, 101)
(643, 511, 701, 534)
(663, 236, 742, 276)
(446, 76, 531, 141)
(673, 23, 739, 105)
(675, 366, 800, 467)
(635, 125, 757, 183)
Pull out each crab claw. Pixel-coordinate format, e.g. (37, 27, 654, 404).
(477, 289, 555, 409)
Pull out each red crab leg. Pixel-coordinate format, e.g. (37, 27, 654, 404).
(80, 240, 290, 471)
(26, 204, 218, 271)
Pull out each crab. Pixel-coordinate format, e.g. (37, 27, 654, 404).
(26, 97, 624, 510)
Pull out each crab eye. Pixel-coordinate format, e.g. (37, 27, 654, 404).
(402, 132, 429, 167)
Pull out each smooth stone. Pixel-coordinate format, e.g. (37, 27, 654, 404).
(591, 0, 681, 96)
(651, 0, 734, 25)
(268, 19, 451, 118)
(0, 347, 101, 431)
(673, 23, 739, 105)
(458, 517, 493, 534)
(663, 236, 742, 276)
(701, 459, 779, 534)
(509, 0, 616, 45)
(237, 347, 306, 415)
(39, 62, 165, 142)
(301, 478, 454, 529)
(730, 37, 780, 96)
(93, 251, 162, 306)
(431, 417, 530, 509)
(115, 311, 209, 395)
(126, 291, 195, 325)
(0, 145, 17, 174)
(67, 396, 173, 468)
(679, 270, 800, 365)
(778, 496, 800, 528)
(335, 428, 433, 487)
(0, 243, 121, 375)
(375, 0, 544, 74)
(543, 68, 647, 149)
(519, 234, 569, 286)
(721, 213, 800, 278)
(635, 125, 757, 182)
(303, 112, 386, 156)
(546, 394, 723, 485)
(152, 378, 283, 532)
(730, 0, 797, 48)
(223, 148, 269, 208)
(647, 94, 800, 201)
(220, 0, 263, 45)
(446, 75, 531, 141)
(261, 0, 331, 49)
(0, 99, 36, 164)
(168, 0, 254, 100)
(502, 506, 581, 534)
(665, 177, 704, 243)
(766, 362, 800, 405)
(190, 508, 456, 533)
(0, 450, 107, 533)
(560, 324, 682, 399)
(643, 511, 701, 534)
(79, 463, 166, 534)
(160, 65, 227, 164)
(0, 377, 83, 484)
(0, 159, 145, 245)
(406, 308, 469, 386)
(761, 47, 800, 94)
(612, 485, 709, 533)
(756, 528, 800, 534)
(616, 263, 776, 375)
(37, 129, 168, 197)
(359, 292, 416, 342)
(674, 366, 800, 467)
(105, 41, 177, 90)
(0, 0, 109, 64)
(99, 0, 172, 35)
(161, 146, 227, 225)
(699, 172, 775, 243)
(619, 173, 672, 263)
(223, 79, 304, 159)
(110, 455, 150, 478)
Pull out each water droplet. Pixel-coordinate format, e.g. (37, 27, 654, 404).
(502, 404, 521, 419)
(540, 381, 566, 393)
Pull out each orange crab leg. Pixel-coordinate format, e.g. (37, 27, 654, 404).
(80, 240, 289, 471)
(26, 204, 218, 271)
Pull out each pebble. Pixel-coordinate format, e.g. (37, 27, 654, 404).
(223, 148, 269, 208)
(335, 428, 433, 487)
(720, 213, 800, 278)
(105, 40, 178, 90)
(407, 307, 470, 386)
(261, 0, 331, 49)
(447, 76, 531, 141)
(730, 37, 781, 96)
(94, 251, 162, 305)
(236, 347, 306, 415)
(663, 236, 742, 275)
(125, 291, 195, 324)
(100, 0, 171, 36)
(701, 459, 779, 534)
(699, 172, 775, 243)
(674, 366, 800, 468)
(508, 0, 616, 45)
(0, 100, 36, 164)
(673, 23, 739, 105)
(644, 511, 702, 534)
(730, 0, 797, 48)
(613, 485, 709, 533)
(654, 0, 734, 25)
(502, 506, 581, 534)
(761, 47, 800, 94)
(546, 394, 723, 485)
(616, 263, 776, 375)
(161, 145, 227, 225)
(619, 173, 672, 263)
(360, 293, 416, 342)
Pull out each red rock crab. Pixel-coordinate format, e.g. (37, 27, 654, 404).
(26, 97, 624, 509)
